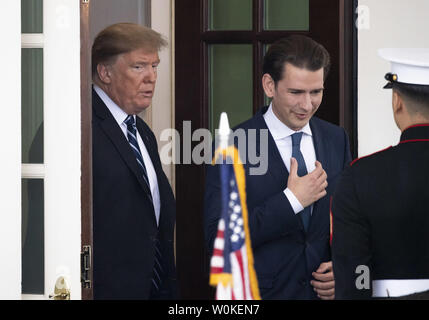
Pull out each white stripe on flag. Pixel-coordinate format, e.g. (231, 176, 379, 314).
(218, 219, 225, 231)
(230, 252, 244, 300)
(214, 238, 225, 250)
(210, 256, 224, 268)
(216, 283, 232, 300)
(240, 246, 253, 300)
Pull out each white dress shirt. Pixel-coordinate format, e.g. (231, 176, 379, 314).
(263, 103, 317, 215)
(94, 84, 161, 225)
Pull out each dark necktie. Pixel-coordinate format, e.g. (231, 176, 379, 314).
(124, 115, 152, 202)
(291, 132, 311, 231)
(124, 115, 163, 293)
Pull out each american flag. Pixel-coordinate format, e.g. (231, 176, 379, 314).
(209, 146, 261, 300)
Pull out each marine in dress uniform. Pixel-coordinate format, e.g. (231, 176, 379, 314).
(332, 48, 429, 299)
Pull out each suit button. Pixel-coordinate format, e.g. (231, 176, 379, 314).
(300, 279, 307, 286)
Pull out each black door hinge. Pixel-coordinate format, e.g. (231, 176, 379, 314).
(81, 245, 92, 289)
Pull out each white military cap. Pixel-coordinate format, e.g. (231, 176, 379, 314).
(378, 48, 429, 88)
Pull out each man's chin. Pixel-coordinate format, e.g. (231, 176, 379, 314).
(290, 119, 310, 131)
(133, 103, 152, 114)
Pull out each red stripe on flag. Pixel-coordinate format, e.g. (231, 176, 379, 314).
(212, 248, 224, 256)
(210, 267, 224, 274)
(215, 229, 224, 238)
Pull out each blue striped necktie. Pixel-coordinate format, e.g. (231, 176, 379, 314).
(124, 115, 163, 294)
(291, 132, 311, 231)
(124, 115, 152, 201)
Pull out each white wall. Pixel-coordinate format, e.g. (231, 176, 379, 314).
(0, 1, 22, 300)
(89, 0, 149, 43)
(151, 0, 175, 189)
(358, 0, 429, 157)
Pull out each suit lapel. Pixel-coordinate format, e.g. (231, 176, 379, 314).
(309, 118, 327, 172)
(254, 108, 305, 230)
(136, 117, 169, 225)
(308, 118, 327, 229)
(135, 117, 163, 179)
(254, 111, 331, 233)
(255, 108, 289, 183)
(93, 89, 154, 202)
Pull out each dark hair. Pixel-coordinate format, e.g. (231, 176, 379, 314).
(393, 82, 429, 115)
(92, 23, 167, 78)
(263, 35, 331, 85)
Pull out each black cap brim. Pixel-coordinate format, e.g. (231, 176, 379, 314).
(383, 72, 397, 89)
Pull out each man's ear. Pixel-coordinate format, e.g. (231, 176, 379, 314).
(392, 90, 404, 115)
(96, 63, 112, 84)
(392, 89, 411, 131)
(262, 73, 275, 98)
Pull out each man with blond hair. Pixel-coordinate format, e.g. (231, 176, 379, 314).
(92, 23, 177, 299)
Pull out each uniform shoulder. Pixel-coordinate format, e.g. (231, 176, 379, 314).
(350, 146, 393, 167)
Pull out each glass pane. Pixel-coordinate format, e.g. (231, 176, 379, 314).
(22, 48, 44, 164)
(264, 0, 309, 31)
(22, 179, 44, 294)
(210, 45, 253, 134)
(21, 0, 43, 33)
(209, 0, 252, 30)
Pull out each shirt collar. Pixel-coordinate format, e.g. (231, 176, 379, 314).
(400, 123, 429, 142)
(264, 103, 312, 140)
(93, 84, 133, 126)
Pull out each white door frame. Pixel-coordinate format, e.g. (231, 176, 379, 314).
(0, 0, 82, 300)
(0, 0, 22, 300)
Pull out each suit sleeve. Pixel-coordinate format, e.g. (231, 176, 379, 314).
(246, 190, 298, 249)
(204, 162, 298, 254)
(203, 163, 221, 254)
(342, 128, 352, 168)
(331, 165, 372, 299)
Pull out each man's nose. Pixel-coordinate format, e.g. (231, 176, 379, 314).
(301, 93, 313, 111)
(145, 67, 157, 83)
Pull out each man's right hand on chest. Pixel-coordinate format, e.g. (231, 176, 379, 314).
(287, 158, 328, 208)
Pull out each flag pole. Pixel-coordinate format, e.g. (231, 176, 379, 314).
(218, 112, 230, 151)
(209, 112, 261, 300)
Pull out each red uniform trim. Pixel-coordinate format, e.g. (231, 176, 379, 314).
(399, 139, 429, 144)
(403, 123, 429, 131)
(350, 146, 393, 166)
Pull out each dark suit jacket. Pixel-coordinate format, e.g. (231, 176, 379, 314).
(92, 88, 177, 299)
(332, 124, 429, 299)
(204, 106, 351, 299)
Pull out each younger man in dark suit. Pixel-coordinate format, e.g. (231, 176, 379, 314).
(332, 48, 429, 299)
(92, 23, 177, 299)
(204, 35, 351, 299)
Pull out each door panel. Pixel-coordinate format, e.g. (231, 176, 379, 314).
(19, 0, 82, 300)
(209, 44, 253, 133)
(264, 0, 310, 31)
